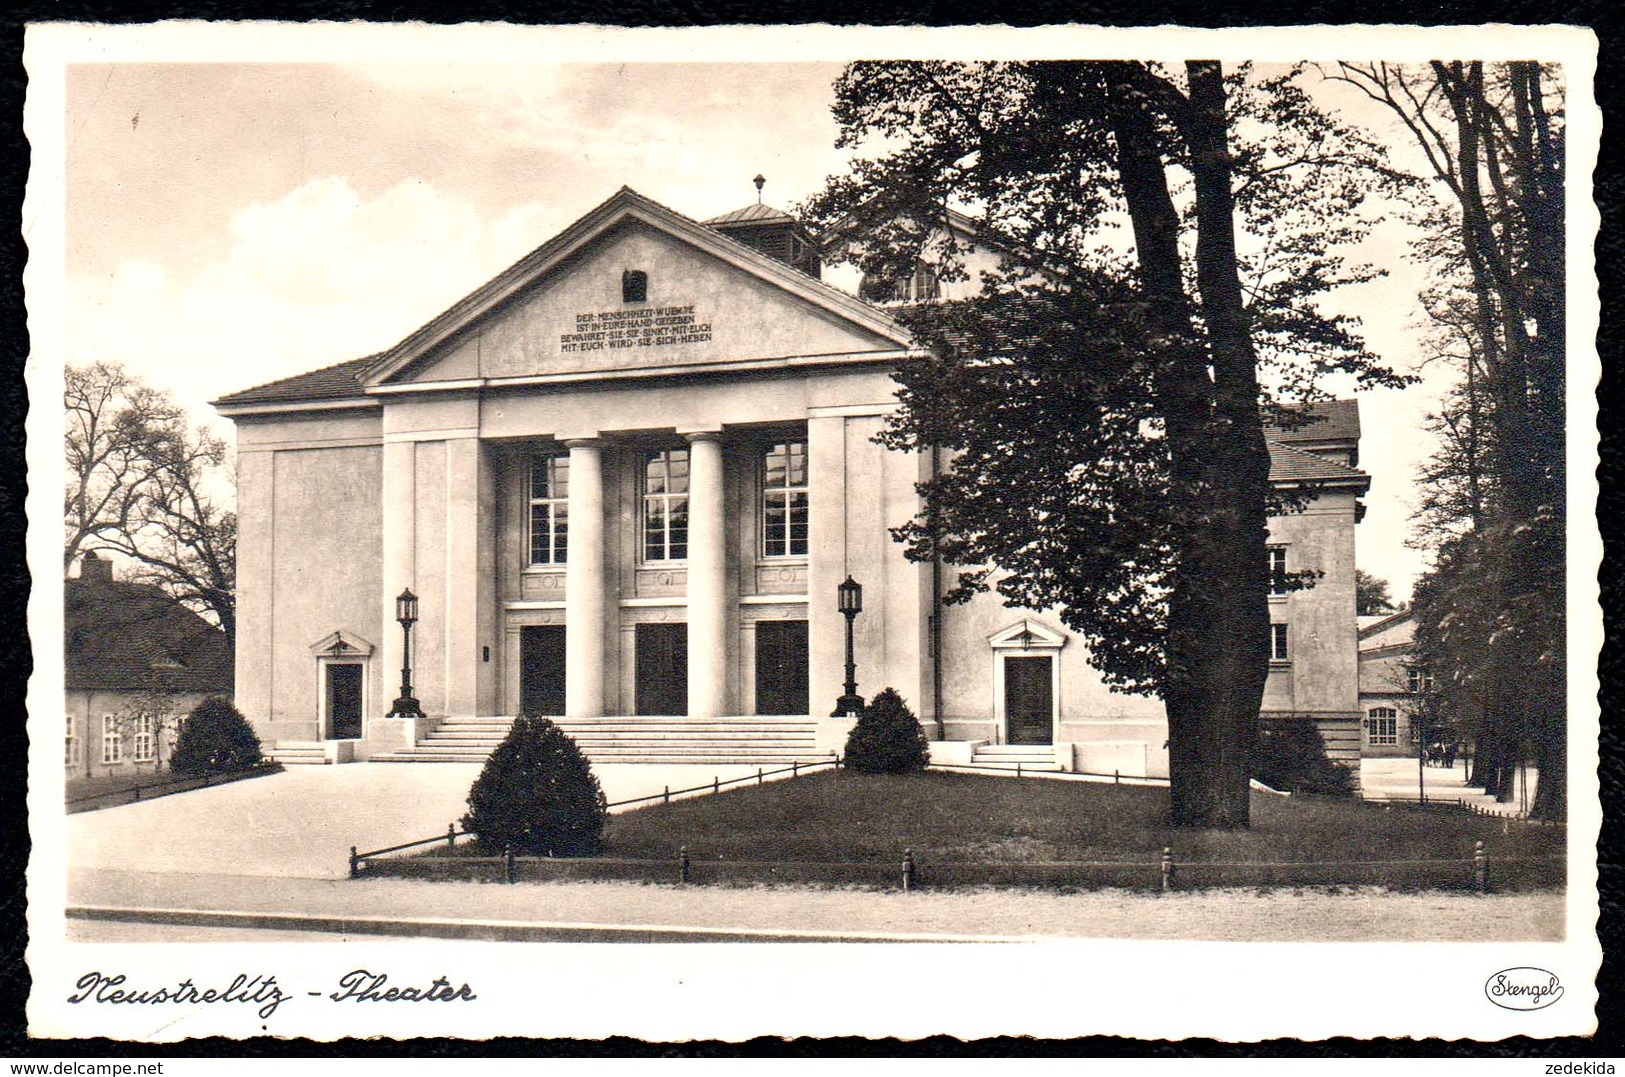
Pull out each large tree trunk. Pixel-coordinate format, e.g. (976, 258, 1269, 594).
(1105, 62, 1266, 828)
(1180, 61, 1273, 828)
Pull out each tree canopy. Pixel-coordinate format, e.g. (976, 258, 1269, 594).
(807, 61, 1409, 826)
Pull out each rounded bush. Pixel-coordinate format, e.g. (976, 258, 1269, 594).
(1253, 718, 1355, 796)
(462, 716, 607, 856)
(170, 696, 263, 776)
(842, 687, 931, 774)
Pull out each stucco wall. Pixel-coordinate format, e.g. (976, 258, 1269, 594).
(64, 689, 216, 779)
(1261, 489, 1360, 717)
(405, 221, 902, 384)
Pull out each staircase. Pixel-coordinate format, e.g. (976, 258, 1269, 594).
(370, 714, 829, 766)
(970, 743, 1065, 773)
(266, 741, 330, 765)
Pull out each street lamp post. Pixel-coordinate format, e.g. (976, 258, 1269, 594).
(388, 588, 424, 719)
(832, 576, 865, 718)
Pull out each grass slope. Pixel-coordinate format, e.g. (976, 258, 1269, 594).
(606, 770, 1563, 869)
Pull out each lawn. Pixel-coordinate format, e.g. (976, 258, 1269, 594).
(66, 763, 281, 813)
(397, 769, 1565, 891)
(604, 770, 1563, 868)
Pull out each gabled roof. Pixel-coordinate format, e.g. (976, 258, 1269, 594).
(1268, 441, 1370, 490)
(1267, 399, 1361, 446)
(357, 186, 914, 387)
(65, 570, 233, 694)
(213, 355, 377, 409)
(1358, 608, 1414, 642)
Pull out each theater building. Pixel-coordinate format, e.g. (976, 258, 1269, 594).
(214, 186, 1369, 777)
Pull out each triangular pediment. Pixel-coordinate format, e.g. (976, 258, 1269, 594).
(987, 618, 1068, 650)
(365, 188, 916, 388)
(309, 629, 375, 658)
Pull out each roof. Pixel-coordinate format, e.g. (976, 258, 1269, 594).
(65, 571, 234, 694)
(702, 203, 799, 227)
(1267, 399, 1361, 445)
(214, 355, 377, 409)
(1358, 608, 1414, 642)
(1268, 441, 1370, 489)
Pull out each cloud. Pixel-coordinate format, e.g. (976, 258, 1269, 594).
(67, 176, 567, 430)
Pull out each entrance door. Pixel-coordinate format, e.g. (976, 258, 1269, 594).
(635, 623, 688, 716)
(520, 625, 567, 716)
(755, 620, 809, 715)
(1004, 656, 1053, 745)
(326, 663, 363, 740)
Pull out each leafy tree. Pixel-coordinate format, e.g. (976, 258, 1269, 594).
(1355, 569, 1396, 616)
(1333, 62, 1565, 819)
(65, 362, 237, 648)
(463, 717, 607, 856)
(843, 688, 931, 774)
(807, 61, 1409, 827)
(170, 696, 263, 776)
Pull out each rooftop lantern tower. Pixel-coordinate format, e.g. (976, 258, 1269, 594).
(702, 175, 822, 280)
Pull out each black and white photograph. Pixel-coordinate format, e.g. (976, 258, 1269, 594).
(22, 22, 1602, 1043)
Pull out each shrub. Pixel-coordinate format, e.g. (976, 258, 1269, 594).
(462, 716, 607, 856)
(169, 696, 264, 776)
(842, 687, 931, 774)
(1253, 718, 1355, 796)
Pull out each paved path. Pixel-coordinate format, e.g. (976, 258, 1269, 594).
(68, 762, 781, 881)
(67, 867, 1564, 942)
(1361, 757, 1540, 817)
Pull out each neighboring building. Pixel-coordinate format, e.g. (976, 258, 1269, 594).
(213, 186, 1368, 778)
(1358, 609, 1424, 757)
(64, 551, 235, 778)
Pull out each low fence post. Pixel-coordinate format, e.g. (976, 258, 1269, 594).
(1114, 769, 1119, 785)
(504, 844, 516, 885)
(133, 784, 141, 802)
(1159, 847, 1175, 892)
(349, 846, 360, 879)
(1473, 840, 1489, 892)
(679, 844, 691, 885)
(713, 776, 719, 796)
(447, 823, 457, 850)
(792, 761, 799, 777)
(902, 848, 915, 893)
(663, 785, 670, 805)
(1016, 762, 1023, 779)
(757, 767, 763, 785)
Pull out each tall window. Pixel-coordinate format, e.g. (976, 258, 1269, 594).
(101, 714, 122, 765)
(1271, 624, 1289, 662)
(528, 454, 570, 565)
(644, 448, 690, 561)
(65, 716, 78, 767)
(1268, 546, 1288, 595)
(1407, 668, 1434, 694)
(762, 441, 809, 558)
(1368, 707, 1398, 746)
(132, 714, 157, 763)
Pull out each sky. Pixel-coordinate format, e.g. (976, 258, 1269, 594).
(61, 57, 1459, 602)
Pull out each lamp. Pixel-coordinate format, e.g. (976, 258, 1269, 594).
(832, 576, 866, 718)
(388, 588, 424, 719)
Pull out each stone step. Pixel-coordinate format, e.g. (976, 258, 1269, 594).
(372, 751, 832, 765)
(966, 760, 1065, 772)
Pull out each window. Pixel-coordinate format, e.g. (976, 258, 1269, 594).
(1408, 668, 1434, 694)
(622, 270, 648, 304)
(1268, 546, 1288, 595)
(761, 441, 809, 558)
(1368, 707, 1398, 746)
(101, 714, 123, 765)
(858, 261, 940, 303)
(65, 716, 79, 766)
(1271, 624, 1289, 662)
(528, 454, 570, 565)
(643, 448, 690, 561)
(132, 714, 157, 763)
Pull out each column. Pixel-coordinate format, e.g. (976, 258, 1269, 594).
(807, 414, 848, 734)
(443, 436, 495, 717)
(379, 438, 417, 719)
(564, 439, 607, 718)
(685, 431, 728, 719)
